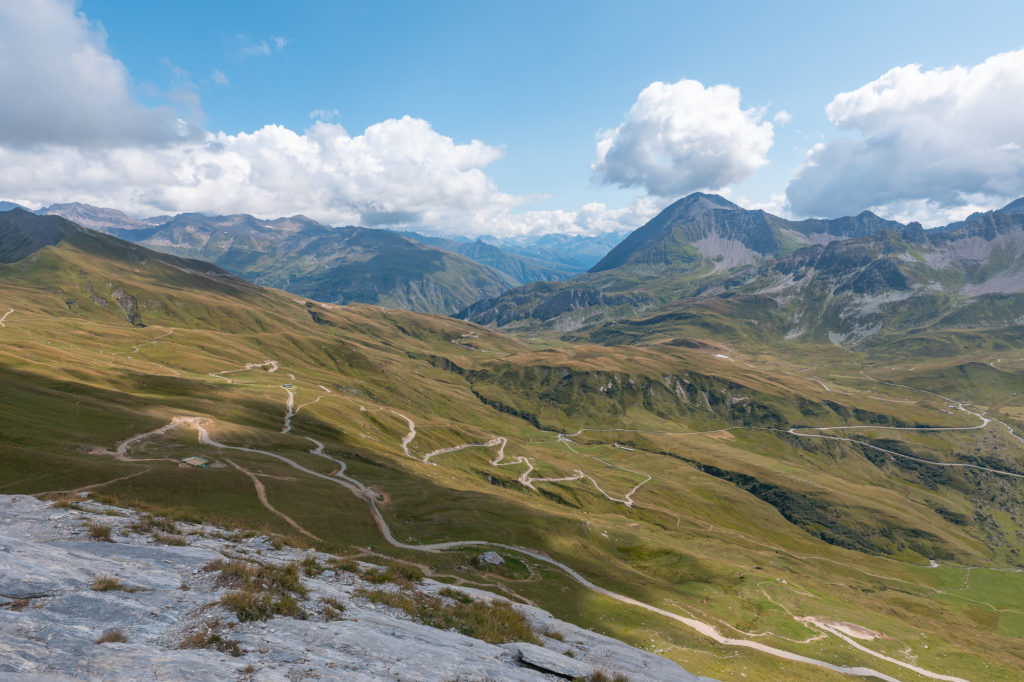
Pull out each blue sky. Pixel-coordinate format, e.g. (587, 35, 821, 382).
(2, 0, 1024, 234)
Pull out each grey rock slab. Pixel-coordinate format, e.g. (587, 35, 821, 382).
(0, 494, 711, 682)
(513, 642, 591, 678)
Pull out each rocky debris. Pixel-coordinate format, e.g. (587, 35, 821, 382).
(479, 550, 505, 565)
(0, 495, 710, 681)
(110, 287, 144, 326)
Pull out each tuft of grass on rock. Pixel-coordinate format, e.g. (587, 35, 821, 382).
(152, 531, 189, 546)
(361, 562, 424, 588)
(95, 628, 127, 644)
(327, 557, 359, 573)
(300, 555, 323, 577)
(204, 558, 308, 596)
(129, 514, 179, 535)
(219, 588, 307, 622)
(356, 587, 537, 644)
(87, 523, 113, 541)
(205, 557, 309, 622)
(180, 626, 244, 657)
(438, 587, 473, 604)
(321, 596, 345, 621)
(573, 673, 631, 682)
(90, 574, 126, 592)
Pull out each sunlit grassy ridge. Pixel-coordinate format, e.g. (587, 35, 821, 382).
(3, 217, 1024, 680)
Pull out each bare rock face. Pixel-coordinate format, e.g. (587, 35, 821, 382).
(0, 495, 710, 682)
(110, 287, 144, 326)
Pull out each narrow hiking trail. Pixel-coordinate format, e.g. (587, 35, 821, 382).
(226, 459, 322, 541)
(0, 308, 12, 327)
(294, 385, 332, 415)
(857, 370, 1024, 446)
(280, 376, 296, 434)
(111, 414, 942, 681)
(97, 361, 983, 682)
(128, 328, 174, 355)
(411, 424, 649, 506)
(209, 360, 279, 383)
(555, 433, 651, 507)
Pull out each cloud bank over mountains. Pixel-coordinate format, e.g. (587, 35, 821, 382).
(787, 48, 1024, 224)
(0, 0, 1021, 234)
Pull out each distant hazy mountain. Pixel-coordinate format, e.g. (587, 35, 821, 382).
(0, 201, 31, 212)
(40, 202, 162, 230)
(102, 212, 515, 315)
(400, 232, 576, 283)
(492, 231, 630, 272)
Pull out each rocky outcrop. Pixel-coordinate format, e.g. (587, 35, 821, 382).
(0, 495, 709, 681)
(110, 287, 144, 326)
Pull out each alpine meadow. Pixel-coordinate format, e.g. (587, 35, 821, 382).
(4, 2, 1024, 681)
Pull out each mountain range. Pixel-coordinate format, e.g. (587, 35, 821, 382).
(460, 192, 1024, 351)
(18, 202, 610, 315)
(4, 203, 1024, 680)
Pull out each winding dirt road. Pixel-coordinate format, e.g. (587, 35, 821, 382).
(226, 458, 321, 541)
(96, 358, 987, 681)
(119, 413, 948, 681)
(209, 360, 279, 383)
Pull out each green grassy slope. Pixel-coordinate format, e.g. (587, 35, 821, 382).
(3, 216, 1024, 680)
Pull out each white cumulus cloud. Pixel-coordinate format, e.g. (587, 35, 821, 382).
(0, 118, 514, 227)
(592, 79, 774, 197)
(0, 0, 193, 147)
(0, 0, 658, 238)
(787, 48, 1024, 223)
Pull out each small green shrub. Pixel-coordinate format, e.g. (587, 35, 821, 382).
(203, 559, 307, 596)
(220, 589, 275, 622)
(573, 673, 631, 682)
(322, 596, 345, 612)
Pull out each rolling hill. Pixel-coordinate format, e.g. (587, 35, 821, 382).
(37, 203, 586, 315)
(68, 209, 518, 315)
(4, 210, 1024, 679)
